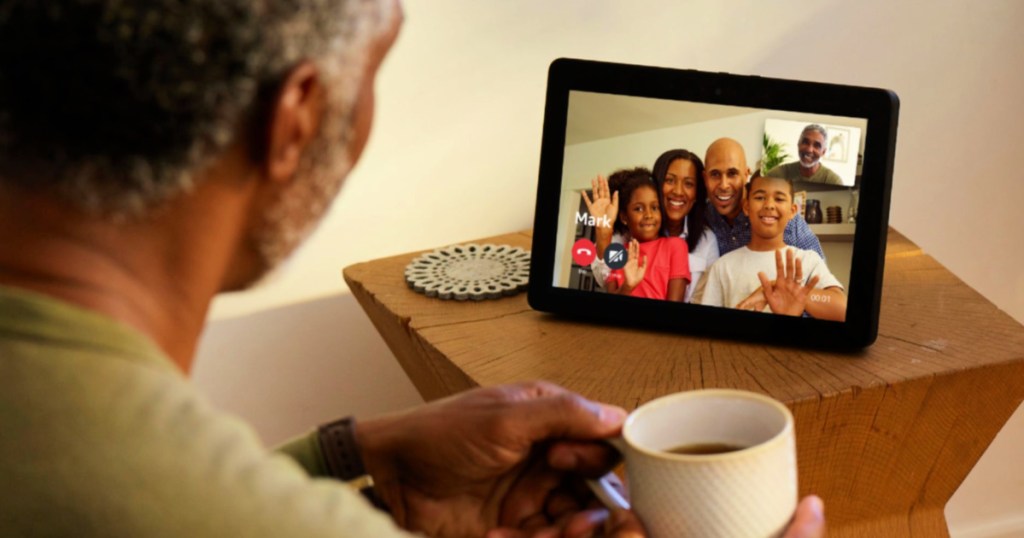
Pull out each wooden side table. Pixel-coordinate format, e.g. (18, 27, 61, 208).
(343, 229, 1024, 537)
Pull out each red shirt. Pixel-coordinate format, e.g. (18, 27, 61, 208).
(606, 237, 690, 300)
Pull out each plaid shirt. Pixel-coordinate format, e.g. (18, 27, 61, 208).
(705, 202, 825, 260)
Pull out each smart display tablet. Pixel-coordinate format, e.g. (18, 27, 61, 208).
(528, 59, 899, 348)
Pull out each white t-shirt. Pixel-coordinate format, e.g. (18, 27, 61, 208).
(700, 246, 842, 311)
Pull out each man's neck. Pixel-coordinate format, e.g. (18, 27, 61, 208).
(800, 163, 819, 177)
(722, 208, 742, 226)
(0, 181, 250, 374)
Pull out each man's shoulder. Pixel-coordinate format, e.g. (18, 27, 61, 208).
(782, 215, 825, 258)
(785, 213, 812, 233)
(0, 349, 399, 537)
(817, 165, 844, 184)
(767, 162, 799, 178)
(0, 352, 214, 531)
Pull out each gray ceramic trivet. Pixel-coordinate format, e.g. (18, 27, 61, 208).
(404, 243, 530, 301)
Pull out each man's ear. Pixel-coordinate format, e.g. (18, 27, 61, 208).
(265, 62, 323, 183)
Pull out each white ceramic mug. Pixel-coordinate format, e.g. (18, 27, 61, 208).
(589, 389, 797, 538)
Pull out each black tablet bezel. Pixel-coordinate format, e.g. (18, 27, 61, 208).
(527, 58, 899, 349)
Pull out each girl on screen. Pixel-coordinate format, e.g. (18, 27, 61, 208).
(600, 168, 690, 301)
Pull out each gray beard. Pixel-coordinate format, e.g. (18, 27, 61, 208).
(253, 125, 354, 278)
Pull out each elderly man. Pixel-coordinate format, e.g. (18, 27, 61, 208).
(703, 138, 825, 258)
(767, 124, 844, 186)
(0, 1, 823, 536)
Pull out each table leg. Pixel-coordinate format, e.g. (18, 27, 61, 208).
(791, 361, 1024, 537)
(348, 282, 478, 400)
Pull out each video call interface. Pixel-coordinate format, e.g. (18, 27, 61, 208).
(553, 91, 869, 322)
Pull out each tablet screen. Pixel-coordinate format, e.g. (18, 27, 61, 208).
(529, 59, 898, 347)
(553, 90, 869, 322)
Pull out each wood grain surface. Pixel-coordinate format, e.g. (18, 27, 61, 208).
(344, 228, 1024, 537)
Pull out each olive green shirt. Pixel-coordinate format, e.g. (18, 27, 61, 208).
(0, 286, 408, 537)
(767, 161, 844, 186)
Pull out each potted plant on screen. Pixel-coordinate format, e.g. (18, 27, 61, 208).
(760, 133, 789, 175)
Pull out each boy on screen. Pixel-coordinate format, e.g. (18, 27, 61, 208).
(700, 173, 847, 320)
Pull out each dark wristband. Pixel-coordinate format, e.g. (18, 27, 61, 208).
(317, 417, 389, 512)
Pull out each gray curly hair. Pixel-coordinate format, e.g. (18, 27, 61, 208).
(0, 0, 392, 217)
(801, 124, 829, 146)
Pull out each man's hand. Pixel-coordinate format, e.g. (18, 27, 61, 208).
(758, 249, 820, 316)
(355, 381, 627, 537)
(783, 495, 826, 538)
(488, 494, 825, 538)
(487, 505, 644, 538)
(599, 496, 824, 538)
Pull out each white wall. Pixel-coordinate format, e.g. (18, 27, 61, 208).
(191, 294, 423, 444)
(191, 1, 1024, 536)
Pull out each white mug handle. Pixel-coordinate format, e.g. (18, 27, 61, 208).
(586, 437, 631, 511)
